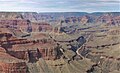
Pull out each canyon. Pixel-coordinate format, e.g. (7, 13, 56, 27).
(0, 12, 119, 73)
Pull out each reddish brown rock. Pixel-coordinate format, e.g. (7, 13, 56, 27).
(0, 52, 27, 73)
(32, 22, 52, 32)
(38, 43, 57, 60)
(80, 16, 89, 25)
(0, 62, 27, 73)
(0, 47, 6, 53)
(0, 19, 53, 33)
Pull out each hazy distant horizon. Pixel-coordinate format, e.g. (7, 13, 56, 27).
(0, 11, 119, 13)
(0, 0, 119, 12)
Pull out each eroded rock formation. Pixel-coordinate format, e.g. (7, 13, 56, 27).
(0, 27, 62, 73)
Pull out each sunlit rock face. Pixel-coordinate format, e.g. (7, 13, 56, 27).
(0, 61, 27, 73)
(0, 19, 53, 33)
(62, 13, 120, 26)
(0, 12, 119, 73)
(0, 25, 62, 73)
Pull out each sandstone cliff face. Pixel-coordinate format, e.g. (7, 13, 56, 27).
(0, 12, 119, 26)
(0, 28, 62, 73)
(0, 62, 27, 73)
(38, 48, 56, 60)
(0, 50, 28, 73)
(97, 14, 115, 25)
(63, 13, 120, 25)
(3, 34, 60, 61)
(0, 19, 52, 33)
(80, 16, 89, 25)
(0, 12, 119, 73)
(8, 51, 29, 60)
(32, 22, 52, 32)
